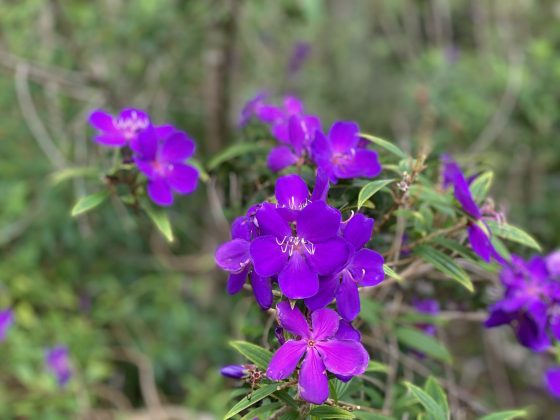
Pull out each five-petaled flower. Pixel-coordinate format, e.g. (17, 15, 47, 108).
(45, 346, 72, 387)
(267, 302, 369, 404)
(133, 126, 199, 206)
(312, 121, 382, 182)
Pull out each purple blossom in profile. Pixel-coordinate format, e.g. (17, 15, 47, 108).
(221, 364, 250, 379)
(305, 213, 384, 321)
(214, 210, 272, 310)
(133, 126, 199, 206)
(250, 201, 350, 299)
(413, 299, 440, 336)
(312, 121, 382, 182)
(442, 155, 503, 263)
(273, 173, 328, 221)
(267, 115, 321, 172)
(267, 302, 369, 404)
(545, 366, 560, 398)
(256, 96, 311, 143)
(239, 92, 268, 127)
(485, 255, 560, 352)
(45, 346, 72, 387)
(0, 309, 14, 342)
(89, 108, 153, 147)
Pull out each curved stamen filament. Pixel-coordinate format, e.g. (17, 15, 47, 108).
(275, 236, 316, 256)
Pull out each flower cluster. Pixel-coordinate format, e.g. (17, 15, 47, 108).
(241, 95, 382, 181)
(89, 108, 199, 206)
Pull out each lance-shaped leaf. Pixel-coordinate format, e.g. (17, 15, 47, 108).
(224, 383, 279, 419)
(143, 204, 174, 242)
(357, 179, 395, 209)
(359, 133, 407, 159)
(424, 377, 449, 420)
(414, 245, 473, 292)
(207, 143, 268, 170)
(479, 409, 528, 420)
(71, 190, 110, 217)
(404, 381, 448, 420)
(309, 406, 356, 419)
(486, 220, 541, 251)
(396, 327, 452, 363)
(229, 340, 272, 370)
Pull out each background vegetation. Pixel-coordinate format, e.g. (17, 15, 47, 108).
(0, 0, 559, 418)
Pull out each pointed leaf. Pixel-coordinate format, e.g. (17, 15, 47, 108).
(229, 340, 272, 370)
(207, 143, 268, 170)
(479, 409, 528, 420)
(414, 245, 473, 292)
(360, 133, 407, 159)
(224, 383, 279, 419)
(383, 265, 402, 282)
(469, 171, 493, 203)
(486, 220, 541, 251)
(309, 406, 355, 419)
(424, 377, 449, 419)
(144, 205, 174, 242)
(396, 327, 452, 363)
(71, 191, 110, 217)
(366, 361, 389, 373)
(241, 402, 282, 420)
(357, 179, 396, 209)
(404, 381, 447, 420)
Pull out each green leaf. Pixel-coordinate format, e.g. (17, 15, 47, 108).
(357, 179, 395, 209)
(366, 361, 389, 373)
(71, 191, 110, 217)
(50, 166, 99, 185)
(272, 389, 298, 409)
(383, 264, 402, 282)
(189, 159, 209, 182)
(329, 377, 353, 402)
(360, 133, 407, 159)
(424, 377, 449, 419)
(479, 409, 528, 420)
(486, 220, 541, 251)
(223, 383, 278, 419)
(414, 245, 473, 292)
(355, 413, 396, 420)
(240, 402, 282, 420)
(396, 327, 452, 363)
(409, 184, 455, 217)
(469, 171, 493, 203)
(404, 382, 448, 420)
(229, 340, 272, 370)
(309, 406, 355, 419)
(143, 205, 174, 242)
(207, 143, 268, 170)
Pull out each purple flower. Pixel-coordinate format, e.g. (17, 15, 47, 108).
(221, 364, 250, 379)
(442, 155, 503, 263)
(413, 299, 440, 336)
(267, 115, 321, 172)
(311, 121, 382, 182)
(0, 309, 14, 342)
(256, 96, 307, 143)
(274, 173, 328, 221)
(545, 366, 560, 398)
(547, 251, 560, 277)
(239, 92, 268, 127)
(267, 302, 369, 404)
(133, 126, 199, 206)
(288, 42, 311, 75)
(485, 255, 560, 351)
(305, 213, 384, 321)
(215, 211, 273, 310)
(89, 108, 156, 148)
(250, 201, 350, 299)
(45, 346, 72, 387)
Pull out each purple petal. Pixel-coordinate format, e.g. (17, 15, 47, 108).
(131, 126, 158, 159)
(310, 169, 330, 202)
(267, 340, 307, 380)
(227, 269, 248, 295)
(442, 155, 481, 219)
(256, 105, 284, 124)
(316, 339, 369, 376)
(350, 149, 382, 178)
(147, 179, 173, 206)
(297, 201, 341, 243)
(255, 204, 291, 238)
(551, 313, 560, 341)
(468, 223, 493, 262)
(88, 109, 116, 132)
(305, 275, 338, 312)
(231, 216, 252, 241)
(311, 308, 340, 340)
(154, 124, 175, 139)
(547, 251, 560, 277)
(275, 174, 309, 210)
(484, 302, 516, 328)
(272, 121, 291, 143)
(278, 252, 319, 299)
(336, 272, 360, 321)
(168, 164, 199, 194)
(215, 239, 250, 272)
(545, 367, 560, 398)
(160, 131, 195, 162)
(311, 131, 334, 173)
(516, 300, 550, 352)
(335, 320, 361, 341)
(298, 348, 329, 404)
(45, 346, 72, 387)
(283, 96, 303, 115)
(342, 213, 374, 249)
(267, 146, 298, 172)
(329, 121, 360, 153)
(350, 249, 385, 287)
(221, 364, 247, 379)
(0, 309, 14, 342)
(276, 301, 310, 338)
(251, 272, 273, 310)
(93, 134, 127, 147)
(250, 236, 289, 277)
(307, 238, 350, 275)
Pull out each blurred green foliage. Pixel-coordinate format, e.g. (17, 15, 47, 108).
(0, 0, 559, 418)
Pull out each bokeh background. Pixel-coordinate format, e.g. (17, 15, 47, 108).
(0, 0, 559, 418)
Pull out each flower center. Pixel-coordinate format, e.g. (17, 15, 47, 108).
(275, 236, 315, 256)
(307, 339, 315, 347)
(331, 149, 355, 165)
(116, 111, 150, 138)
(277, 196, 310, 211)
(152, 161, 174, 176)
